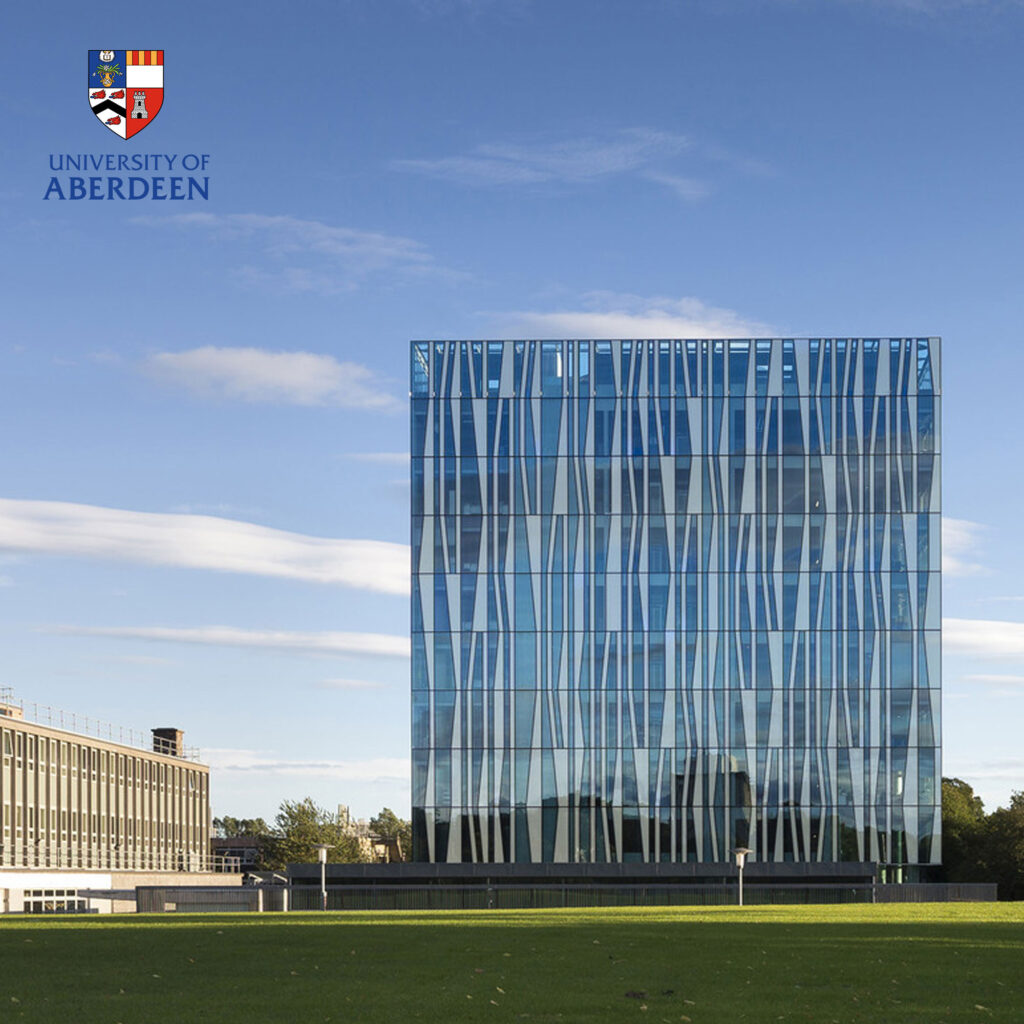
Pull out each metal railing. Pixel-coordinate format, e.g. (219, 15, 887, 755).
(0, 693, 201, 761)
(286, 881, 998, 912)
(136, 887, 263, 913)
(6, 881, 994, 916)
(0, 844, 240, 873)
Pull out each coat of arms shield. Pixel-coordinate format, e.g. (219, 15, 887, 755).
(89, 49, 163, 139)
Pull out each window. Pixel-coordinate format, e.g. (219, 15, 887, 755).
(23, 889, 87, 914)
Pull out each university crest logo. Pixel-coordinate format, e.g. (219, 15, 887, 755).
(88, 49, 163, 139)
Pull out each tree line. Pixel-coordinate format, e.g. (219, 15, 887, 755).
(214, 798, 412, 869)
(941, 778, 1024, 899)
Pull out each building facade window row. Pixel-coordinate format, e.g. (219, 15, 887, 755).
(1, 718, 210, 872)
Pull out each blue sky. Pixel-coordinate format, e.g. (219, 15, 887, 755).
(3, 0, 1024, 821)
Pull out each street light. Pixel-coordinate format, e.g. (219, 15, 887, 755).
(894, 770, 905, 885)
(732, 847, 753, 907)
(315, 844, 332, 912)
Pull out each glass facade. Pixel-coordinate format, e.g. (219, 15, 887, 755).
(411, 339, 941, 867)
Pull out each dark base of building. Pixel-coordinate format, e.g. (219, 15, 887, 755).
(288, 861, 918, 888)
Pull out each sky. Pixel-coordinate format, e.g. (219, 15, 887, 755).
(2, 0, 1024, 823)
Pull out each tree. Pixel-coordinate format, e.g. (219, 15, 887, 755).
(268, 798, 368, 868)
(941, 777, 986, 882)
(370, 807, 412, 862)
(939, 779, 1024, 899)
(212, 816, 271, 839)
(981, 792, 1024, 901)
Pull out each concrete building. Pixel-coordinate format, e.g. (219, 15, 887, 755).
(1, 691, 232, 912)
(410, 339, 941, 874)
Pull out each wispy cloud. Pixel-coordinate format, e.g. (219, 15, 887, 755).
(203, 747, 409, 781)
(88, 653, 176, 667)
(749, 0, 1020, 12)
(170, 502, 265, 518)
(146, 347, 401, 412)
(944, 757, 1024, 786)
(943, 618, 1024, 659)
(407, 0, 532, 16)
(46, 625, 410, 659)
(0, 499, 409, 595)
(942, 517, 989, 577)
(640, 171, 712, 201)
(494, 292, 776, 338)
(133, 213, 453, 293)
(317, 677, 388, 690)
(343, 452, 410, 466)
(962, 674, 1024, 694)
(850, 0, 1021, 10)
(393, 128, 717, 201)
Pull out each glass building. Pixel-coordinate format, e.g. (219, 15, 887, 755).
(411, 339, 940, 869)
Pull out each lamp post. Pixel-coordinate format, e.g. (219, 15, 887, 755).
(895, 770, 904, 885)
(732, 847, 753, 907)
(315, 844, 331, 912)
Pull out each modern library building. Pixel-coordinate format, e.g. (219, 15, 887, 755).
(411, 339, 940, 873)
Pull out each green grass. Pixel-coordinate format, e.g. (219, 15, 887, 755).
(2, 904, 1023, 1023)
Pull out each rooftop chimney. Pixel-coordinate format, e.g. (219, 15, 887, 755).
(152, 727, 184, 757)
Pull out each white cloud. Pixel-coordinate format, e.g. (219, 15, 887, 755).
(957, 673, 1024, 698)
(641, 171, 712, 201)
(394, 128, 687, 182)
(46, 625, 410, 659)
(759, 0, 1020, 11)
(495, 292, 776, 339)
(146, 346, 401, 412)
(943, 618, 1024, 659)
(855, 0, 1018, 9)
(942, 517, 989, 577)
(393, 128, 718, 201)
(203, 747, 409, 781)
(343, 452, 411, 466)
(0, 499, 410, 595)
(89, 653, 176, 666)
(170, 502, 264, 518)
(317, 677, 387, 690)
(133, 213, 451, 293)
(944, 757, 1024, 784)
(407, 0, 531, 18)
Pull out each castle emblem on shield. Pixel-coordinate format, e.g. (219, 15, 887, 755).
(89, 50, 163, 139)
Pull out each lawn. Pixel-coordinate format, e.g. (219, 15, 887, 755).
(1, 904, 1022, 1024)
